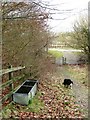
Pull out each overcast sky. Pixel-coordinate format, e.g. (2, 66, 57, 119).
(42, 0, 89, 33)
(4, 0, 89, 33)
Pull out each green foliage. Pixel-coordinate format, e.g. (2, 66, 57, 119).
(54, 15, 89, 58)
(48, 50, 63, 58)
(71, 15, 89, 56)
(53, 32, 73, 48)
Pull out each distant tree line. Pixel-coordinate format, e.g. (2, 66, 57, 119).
(56, 14, 90, 62)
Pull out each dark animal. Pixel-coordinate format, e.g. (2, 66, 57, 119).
(62, 79, 73, 89)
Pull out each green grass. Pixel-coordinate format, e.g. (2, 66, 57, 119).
(1, 92, 44, 118)
(27, 92, 44, 113)
(62, 65, 88, 86)
(48, 50, 63, 58)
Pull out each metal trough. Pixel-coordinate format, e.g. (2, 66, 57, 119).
(13, 79, 38, 105)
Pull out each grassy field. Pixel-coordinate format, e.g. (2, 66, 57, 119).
(48, 50, 63, 58)
(65, 64, 88, 86)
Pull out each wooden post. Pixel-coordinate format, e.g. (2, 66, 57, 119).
(62, 57, 64, 65)
(8, 64, 13, 101)
(64, 57, 66, 64)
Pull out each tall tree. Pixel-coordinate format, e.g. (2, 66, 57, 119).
(72, 15, 89, 55)
(2, 1, 50, 72)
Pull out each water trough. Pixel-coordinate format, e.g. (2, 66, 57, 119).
(13, 79, 38, 105)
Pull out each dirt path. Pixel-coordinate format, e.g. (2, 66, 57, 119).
(63, 51, 79, 64)
(72, 80, 88, 117)
(49, 48, 83, 65)
(56, 66, 88, 118)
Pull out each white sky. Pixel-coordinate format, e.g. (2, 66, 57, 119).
(4, 0, 89, 33)
(42, 0, 89, 33)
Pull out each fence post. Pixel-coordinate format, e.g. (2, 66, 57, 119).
(64, 57, 66, 64)
(8, 64, 13, 101)
(62, 57, 64, 65)
(62, 57, 66, 65)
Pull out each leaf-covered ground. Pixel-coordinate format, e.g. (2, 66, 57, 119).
(56, 64, 88, 117)
(1, 65, 87, 119)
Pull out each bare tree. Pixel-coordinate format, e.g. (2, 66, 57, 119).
(2, 1, 51, 73)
